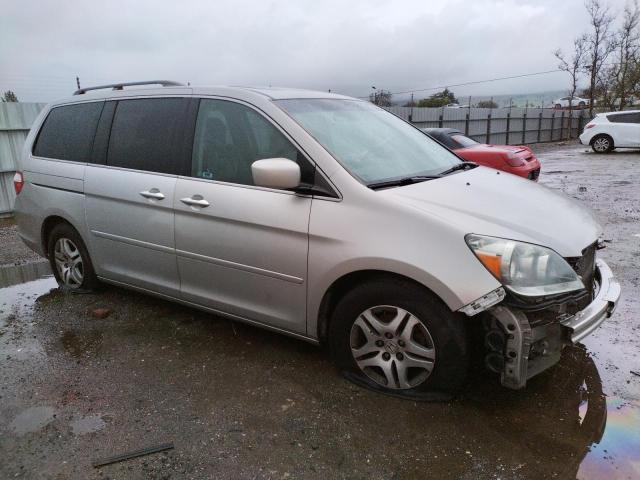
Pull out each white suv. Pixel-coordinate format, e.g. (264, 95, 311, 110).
(579, 110, 640, 153)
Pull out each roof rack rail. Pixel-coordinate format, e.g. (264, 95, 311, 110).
(73, 80, 185, 95)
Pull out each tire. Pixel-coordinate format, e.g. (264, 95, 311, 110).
(47, 223, 99, 291)
(591, 134, 614, 153)
(554, 104, 562, 109)
(328, 278, 468, 395)
(578, 101, 586, 108)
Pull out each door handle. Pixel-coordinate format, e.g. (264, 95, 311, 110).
(140, 189, 165, 200)
(180, 195, 210, 208)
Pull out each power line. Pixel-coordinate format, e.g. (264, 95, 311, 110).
(360, 69, 566, 98)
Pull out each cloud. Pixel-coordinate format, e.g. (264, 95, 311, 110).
(0, 0, 630, 101)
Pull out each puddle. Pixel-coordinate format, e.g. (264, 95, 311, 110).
(0, 262, 58, 357)
(0, 261, 52, 289)
(70, 414, 106, 435)
(577, 398, 640, 479)
(9, 406, 56, 435)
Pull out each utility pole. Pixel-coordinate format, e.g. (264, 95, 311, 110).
(76, 76, 81, 90)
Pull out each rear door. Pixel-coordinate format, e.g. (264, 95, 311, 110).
(84, 97, 190, 296)
(174, 98, 313, 334)
(607, 112, 640, 147)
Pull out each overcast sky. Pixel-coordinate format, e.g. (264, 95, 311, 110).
(0, 0, 631, 102)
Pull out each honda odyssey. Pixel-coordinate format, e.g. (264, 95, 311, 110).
(14, 81, 621, 395)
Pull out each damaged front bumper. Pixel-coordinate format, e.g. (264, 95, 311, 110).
(486, 259, 621, 389)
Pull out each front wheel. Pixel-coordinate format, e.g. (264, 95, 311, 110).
(328, 278, 468, 396)
(47, 223, 99, 291)
(591, 135, 613, 153)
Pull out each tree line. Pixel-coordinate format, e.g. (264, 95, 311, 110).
(555, 0, 639, 114)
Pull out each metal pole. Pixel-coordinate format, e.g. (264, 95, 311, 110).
(537, 111, 543, 143)
(560, 111, 565, 139)
(486, 111, 492, 144)
(506, 112, 511, 145)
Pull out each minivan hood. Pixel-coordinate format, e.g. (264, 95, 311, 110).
(383, 166, 601, 257)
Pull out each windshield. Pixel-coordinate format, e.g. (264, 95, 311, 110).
(451, 134, 480, 148)
(276, 99, 461, 184)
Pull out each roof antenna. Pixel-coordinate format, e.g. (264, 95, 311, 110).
(76, 76, 81, 90)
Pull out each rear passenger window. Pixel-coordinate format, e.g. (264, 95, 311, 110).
(107, 98, 187, 174)
(33, 102, 103, 161)
(191, 99, 313, 186)
(607, 112, 640, 123)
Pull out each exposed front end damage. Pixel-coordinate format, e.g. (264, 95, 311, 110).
(482, 259, 620, 389)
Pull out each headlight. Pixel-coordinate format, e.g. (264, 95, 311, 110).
(465, 234, 585, 297)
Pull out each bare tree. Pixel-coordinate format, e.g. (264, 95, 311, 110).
(369, 89, 393, 107)
(555, 34, 589, 114)
(1, 90, 18, 102)
(584, 0, 616, 116)
(613, 1, 639, 109)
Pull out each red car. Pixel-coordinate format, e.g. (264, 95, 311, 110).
(422, 128, 541, 181)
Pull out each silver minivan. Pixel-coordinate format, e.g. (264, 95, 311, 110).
(14, 81, 621, 396)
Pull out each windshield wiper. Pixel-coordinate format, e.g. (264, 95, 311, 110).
(439, 161, 478, 176)
(368, 175, 441, 190)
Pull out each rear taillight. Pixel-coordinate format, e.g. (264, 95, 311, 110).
(505, 152, 525, 167)
(585, 123, 595, 129)
(13, 171, 24, 195)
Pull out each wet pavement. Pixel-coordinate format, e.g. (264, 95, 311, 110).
(0, 143, 639, 479)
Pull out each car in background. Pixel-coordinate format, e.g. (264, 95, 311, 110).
(579, 110, 640, 153)
(422, 128, 541, 180)
(553, 96, 590, 109)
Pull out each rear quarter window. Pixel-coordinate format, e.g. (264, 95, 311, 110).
(33, 102, 104, 161)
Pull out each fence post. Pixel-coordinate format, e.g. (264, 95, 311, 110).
(486, 112, 492, 144)
(537, 112, 543, 143)
(550, 112, 555, 141)
(578, 112, 584, 134)
(465, 113, 470, 136)
(438, 113, 443, 128)
(521, 112, 527, 144)
(568, 110, 573, 139)
(505, 112, 511, 145)
(560, 111, 565, 139)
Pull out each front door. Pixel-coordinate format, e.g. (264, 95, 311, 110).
(174, 98, 313, 334)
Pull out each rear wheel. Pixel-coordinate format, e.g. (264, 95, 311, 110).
(328, 278, 468, 395)
(591, 134, 613, 153)
(47, 223, 99, 291)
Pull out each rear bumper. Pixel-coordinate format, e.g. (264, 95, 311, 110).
(560, 259, 621, 342)
(579, 132, 591, 145)
(488, 259, 620, 389)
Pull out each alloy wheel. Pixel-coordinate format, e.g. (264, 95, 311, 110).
(349, 305, 435, 389)
(593, 137, 610, 152)
(53, 237, 84, 288)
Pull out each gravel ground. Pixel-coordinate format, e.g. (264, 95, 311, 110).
(0, 142, 638, 479)
(0, 218, 42, 266)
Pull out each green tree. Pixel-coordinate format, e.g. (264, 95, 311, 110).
(2, 90, 18, 102)
(475, 100, 498, 108)
(416, 88, 457, 107)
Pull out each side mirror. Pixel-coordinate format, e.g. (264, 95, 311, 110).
(251, 158, 301, 190)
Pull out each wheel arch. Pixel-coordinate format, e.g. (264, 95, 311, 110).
(41, 215, 81, 257)
(590, 132, 614, 146)
(315, 269, 455, 343)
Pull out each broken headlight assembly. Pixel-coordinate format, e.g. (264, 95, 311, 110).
(465, 234, 585, 297)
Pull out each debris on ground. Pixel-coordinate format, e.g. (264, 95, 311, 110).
(92, 443, 174, 468)
(91, 308, 111, 319)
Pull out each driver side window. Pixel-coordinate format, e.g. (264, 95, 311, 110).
(191, 99, 313, 186)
